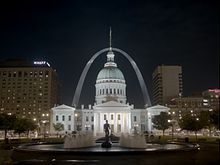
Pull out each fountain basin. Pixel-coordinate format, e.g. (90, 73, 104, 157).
(12, 142, 200, 164)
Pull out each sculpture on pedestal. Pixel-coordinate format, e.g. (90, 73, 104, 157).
(101, 120, 112, 148)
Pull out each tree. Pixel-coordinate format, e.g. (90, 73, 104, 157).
(179, 114, 204, 140)
(152, 112, 171, 137)
(14, 118, 37, 138)
(53, 123, 64, 138)
(199, 111, 214, 136)
(210, 109, 219, 130)
(0, 113, 16, 142)
(14, 118, 28, 138)
(25, 119, 37, 137)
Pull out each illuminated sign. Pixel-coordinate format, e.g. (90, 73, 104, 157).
(208, 89, 220, 93)
(34, 61, 46, 65)
(34, 61, 50, 67)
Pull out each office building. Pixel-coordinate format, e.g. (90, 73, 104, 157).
(152, 65, 182, 105)
(0, 59, 60, 132)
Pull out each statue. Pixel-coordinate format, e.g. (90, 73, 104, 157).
(101, 120, 112, 148)
(104, 120, 110, 137)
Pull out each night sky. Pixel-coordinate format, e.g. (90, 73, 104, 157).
(0, 0, 219, 108)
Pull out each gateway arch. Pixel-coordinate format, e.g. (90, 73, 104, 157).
(72, 47, 151, 108)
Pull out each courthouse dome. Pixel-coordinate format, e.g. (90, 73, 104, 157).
(97, 67, 125, 80)
(97, 50, 125, 80)
(95, 49, 127, 105)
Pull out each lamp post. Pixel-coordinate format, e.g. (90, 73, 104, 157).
(42, 120, 46, 141)
(168, 119, 175, 141)
(74, 113, 78, 131)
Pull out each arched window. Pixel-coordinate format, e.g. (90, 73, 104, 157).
(111, 114, 114, 120)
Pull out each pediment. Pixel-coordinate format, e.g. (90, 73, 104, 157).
(52, 104, 75, 110)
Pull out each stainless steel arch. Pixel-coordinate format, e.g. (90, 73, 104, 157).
(72, 47, 151, 107)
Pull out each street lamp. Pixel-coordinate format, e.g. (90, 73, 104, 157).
(42, 120, 47, 141)
(75, 113, 78, 131)
(168, 119, 175, 141)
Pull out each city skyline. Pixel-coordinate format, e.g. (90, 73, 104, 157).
(0, 0, 219, 107)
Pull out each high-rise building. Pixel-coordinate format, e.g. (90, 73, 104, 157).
(0, 59, 60, 130)
(152, 65, 182, 105)
(202, 89, 220, 110)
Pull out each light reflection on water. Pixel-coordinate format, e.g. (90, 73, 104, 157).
(22, 143, 186, 152)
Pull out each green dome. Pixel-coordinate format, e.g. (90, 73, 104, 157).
(97, 67, 125, 80)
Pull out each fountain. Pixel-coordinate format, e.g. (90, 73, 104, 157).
(12, 130, 200, 164)
(63, 132, 94, 148)
(119, 133, 147, 148)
